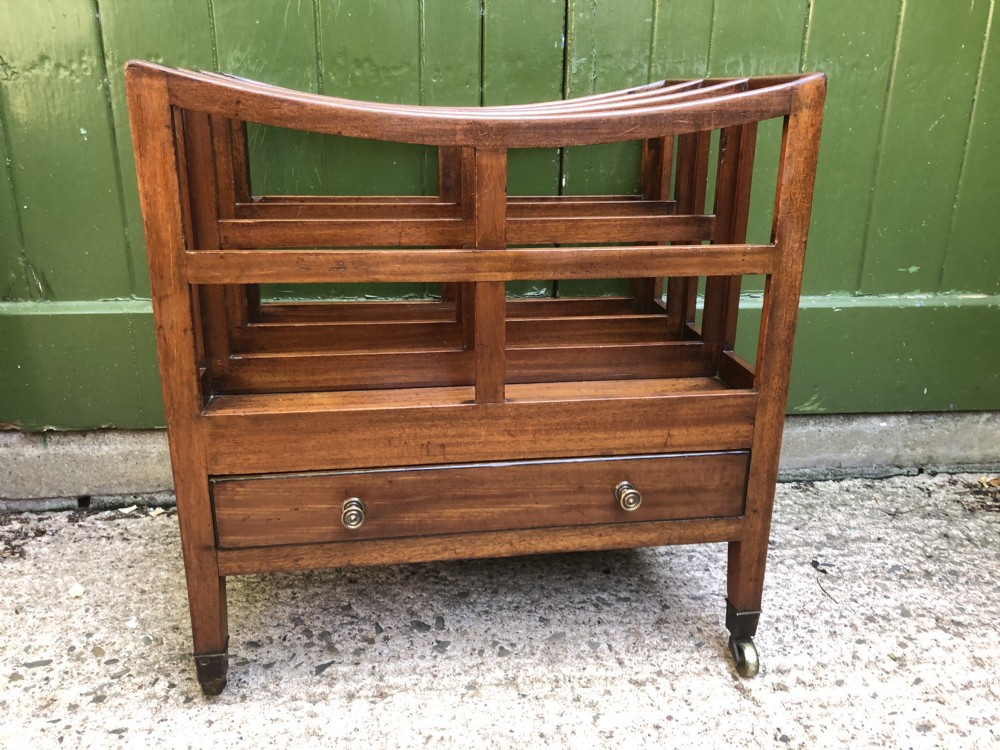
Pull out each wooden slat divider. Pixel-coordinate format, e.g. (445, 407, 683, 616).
(251, 296, 638, 325)
(471, 147, 508, 404)
(232, 197, 677, 220)
(184, 244, 777, 284)
(215, 340, 713, 394)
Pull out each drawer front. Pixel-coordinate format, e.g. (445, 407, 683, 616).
(212, 452, 749, 549)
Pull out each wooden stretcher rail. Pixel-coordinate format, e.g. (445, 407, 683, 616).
(216, 517, 746, 576)
(185, 243, 777, 284)
(233, 198, 678, 220)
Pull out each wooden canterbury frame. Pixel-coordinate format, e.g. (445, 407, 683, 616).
(126, 61, 825, 694)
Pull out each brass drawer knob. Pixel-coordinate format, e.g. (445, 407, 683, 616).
(615, 481, 642, 511)
(341, 498, 366, 529)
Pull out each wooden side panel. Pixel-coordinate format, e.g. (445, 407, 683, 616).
(125, 65, 227, 661)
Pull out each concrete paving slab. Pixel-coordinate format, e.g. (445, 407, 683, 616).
(1, 472, 998, 748)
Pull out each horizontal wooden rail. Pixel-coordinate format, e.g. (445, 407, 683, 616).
(218, 218, 470, 248)
(506, 214, 713, 244)
(257, 299, 459, 323)
(233, 197, 677, 220)
(215, 340, 713, 394)
(202, 389, 758, 474)
(234, 314, 673, 354)
(216, 517, 745, 576)
(251, 193, 645, 204)
(185, 244, 777, 283)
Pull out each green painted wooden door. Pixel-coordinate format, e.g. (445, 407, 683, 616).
(1, 0, 997, 429)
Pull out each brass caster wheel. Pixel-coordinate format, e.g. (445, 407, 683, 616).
(728, 636, 760, 678)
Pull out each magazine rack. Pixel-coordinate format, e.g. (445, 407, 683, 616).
(126, 62, 824, 694)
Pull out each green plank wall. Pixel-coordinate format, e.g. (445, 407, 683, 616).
(0, 0, 997, 430)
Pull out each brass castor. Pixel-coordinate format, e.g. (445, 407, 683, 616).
(728, 636, 760, 678)
(194, 651, 229, 696)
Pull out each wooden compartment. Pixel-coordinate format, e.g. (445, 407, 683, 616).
(126, 62, 825, 693)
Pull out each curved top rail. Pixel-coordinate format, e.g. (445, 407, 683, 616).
(126, 61, 825, 148)
(196, 74, 750, 118)
(198, 72, 706, 113)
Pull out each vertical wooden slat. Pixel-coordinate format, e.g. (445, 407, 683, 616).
(649, 0, 714, 79)
(180, 111, 231, 376)
(207, 115, 254, 332)
(0, 2, 131, 300)
(125, 64, 228, 681)
(438, 146, 464, 305)
(482, 0, 562, 298)
(0, 109, 31, 300)
(633, 135, 674, 312)
(91, 0, 216, 298)
(226, 119, 261, 321)
(473, 148, 508, 404)
(702, 116, 757, 356)
(728, 77, 826, 622)
(666, 130, 711, 336)
(861, 0, 992, 294)
(559, 0, 655, 300)
(798, 1, 899, 294)
(454, 147, 479, 344)
(941, 0, 1000, 294)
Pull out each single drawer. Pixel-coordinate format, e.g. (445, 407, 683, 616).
(211, 451, 749, 549)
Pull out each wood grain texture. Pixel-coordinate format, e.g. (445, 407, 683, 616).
(217, 516, 745, 576)
(203, 390, 757, 475)
(125, 65, 228, 661)
(183, 244, 777, 285)
(728, 76, 826, 616)
(213, 452, 749, 548)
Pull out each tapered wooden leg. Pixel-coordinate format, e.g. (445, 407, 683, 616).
(726, 542, 763, 638)
(174, 461, 230, 695)
(179, 501, 230, 695)
(188, 571, 229, 695)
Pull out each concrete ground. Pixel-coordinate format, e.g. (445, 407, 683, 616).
(1, 472, 998, 749)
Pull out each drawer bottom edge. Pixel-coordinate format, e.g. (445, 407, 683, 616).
(216, 516, 745, 576)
